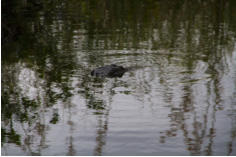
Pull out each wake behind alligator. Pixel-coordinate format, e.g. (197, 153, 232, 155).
(91, 64, 142, 78)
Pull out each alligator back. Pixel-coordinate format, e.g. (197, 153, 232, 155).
(91, 64, 128, 78)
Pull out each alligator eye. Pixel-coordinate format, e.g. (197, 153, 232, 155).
(91, 70, 94, 76)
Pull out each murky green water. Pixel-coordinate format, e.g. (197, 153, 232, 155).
(2, 0, 236, 155)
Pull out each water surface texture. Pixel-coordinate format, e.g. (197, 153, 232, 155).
(2, 0, 236, 155)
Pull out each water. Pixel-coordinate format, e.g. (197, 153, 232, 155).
(2, 0, 236, 155)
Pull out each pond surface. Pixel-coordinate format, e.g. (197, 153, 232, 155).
(2, 0, 236, 155)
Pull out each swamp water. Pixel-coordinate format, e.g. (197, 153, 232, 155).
(2, 0, 236, 155)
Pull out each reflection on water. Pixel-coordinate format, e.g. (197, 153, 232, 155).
(2, 0, 236, 155)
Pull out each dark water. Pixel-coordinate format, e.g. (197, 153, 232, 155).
(2, 0, 236, 155)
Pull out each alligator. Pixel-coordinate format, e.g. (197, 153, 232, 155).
(91, 64, 130, 78)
